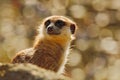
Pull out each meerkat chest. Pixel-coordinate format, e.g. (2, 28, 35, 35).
(29, 42, 65, 72)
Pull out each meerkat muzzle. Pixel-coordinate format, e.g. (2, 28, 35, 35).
(47, 26, 60, 35)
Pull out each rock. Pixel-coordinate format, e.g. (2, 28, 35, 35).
(0, 63, 71, 80)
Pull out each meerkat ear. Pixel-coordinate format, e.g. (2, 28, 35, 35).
(70, 24, 76, 34)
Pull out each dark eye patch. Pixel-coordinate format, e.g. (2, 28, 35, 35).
(44, 20, 51, 28)
(55, 20, 66, 28)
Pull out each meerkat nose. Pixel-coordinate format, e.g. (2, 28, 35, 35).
(47, 26, 54, 32)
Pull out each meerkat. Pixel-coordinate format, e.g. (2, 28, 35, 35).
(11, 15, 77, 74)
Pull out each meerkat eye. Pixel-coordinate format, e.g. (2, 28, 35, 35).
(55, 20, 66, 28)
(70, 24, 76, 34)
(45, 20, 51, 28)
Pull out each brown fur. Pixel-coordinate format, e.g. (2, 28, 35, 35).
(29, 39, 64, 71)
(12, 48, 34, 63)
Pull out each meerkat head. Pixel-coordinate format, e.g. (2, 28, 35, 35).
(38, 16, 77, 43)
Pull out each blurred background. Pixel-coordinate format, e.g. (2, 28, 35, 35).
(0, 0, 120, 80)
